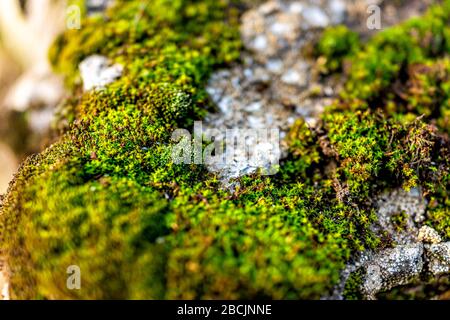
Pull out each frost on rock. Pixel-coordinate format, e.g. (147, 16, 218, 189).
(79, 55, 123, 92)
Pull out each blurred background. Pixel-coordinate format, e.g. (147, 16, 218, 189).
(0, 0, 66, 193)
(0, 0, 111, 193)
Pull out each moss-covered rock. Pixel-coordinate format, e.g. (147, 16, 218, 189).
(1, 0, 243, 299)
(0, 0, 449, 300)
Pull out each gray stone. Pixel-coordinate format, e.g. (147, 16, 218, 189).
(204, 0, 350, 184)
(244, 101, 263, 113)
(302, 6, 330, 28)
(328, 0, 347, 24)
(86, 0, 113, 15)
(361, 244, 424, 299)
(374, 188, 427, 244)
(266, 59, 284, 74)
(252, 35, 269, 52)
(79, 55, 123, 92)
(425, 242, 450, 276)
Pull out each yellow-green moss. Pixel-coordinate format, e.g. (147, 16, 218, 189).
(316, 0, 450, 245)
(1, 0, 243, 299)
(343, 269, 364, 300)
(315, 25, 360, 74)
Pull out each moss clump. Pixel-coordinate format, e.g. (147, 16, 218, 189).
(323, 110, 445, 197)
(316, 0, 450, 243)
(317, 2, 450, 135)
(315, 25, 360, 74)
(391, 211, 409, 232)
(163, 164, 383, 298)
(1, 0, 242, 299)
(22, 172, 169, 299)
(343, 2, 450, 102)
(165, 182, 350, 299)
(343, 268, 364, 300)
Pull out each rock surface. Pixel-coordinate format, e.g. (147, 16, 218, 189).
(425, 242, 450, 276)
(361, 244, 424, 299)
(204, 0, 433, 184)
(358, 241, 450, 299)
(79, 55, 123, 92)
(374, 188, 426, 244)
(332, 188, 449, 299)
(205, 0, 347, 183)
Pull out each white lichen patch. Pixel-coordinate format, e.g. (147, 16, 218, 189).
(418, 226, 442, 244)
(374, 188, 426, 244)
(425, 243, 450, 276)
(79, 55, 123, 92)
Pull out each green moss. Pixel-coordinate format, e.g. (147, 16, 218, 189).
(49, 0, 242, 89)
(322, 109, 444, 198)
(391, 211, 408, 232)
(2, 0, 243, 299)
(317, 1, 450, 135)
(343, 268, 364, 300)
(162, 167, 384, 298)
(343, 2, 450, 102)
(316, 1, 450, 243)
(284, 118, 321, 177)
(427, 169, 450, 239)
(166, 184, 347, 299)
(315, 25, 360, 74)
(23, 173, 169, 299)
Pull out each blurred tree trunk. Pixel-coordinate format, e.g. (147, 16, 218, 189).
(0, 0, 66, 69)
